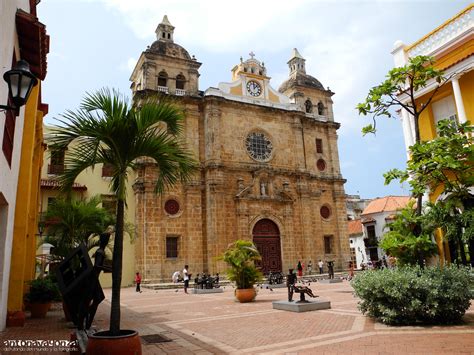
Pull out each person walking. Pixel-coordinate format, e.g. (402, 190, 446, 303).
(135, 272, 142, 293)
(307, 260, 313, 275)
(318, 259, 324, 274)
(183, 265, 191, 294)
(297, 261, 303, 277)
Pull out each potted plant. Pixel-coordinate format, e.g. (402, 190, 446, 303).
(221, 240, 263, 302)
(24, 278, 58, 318)
(50, 89, 196, 354)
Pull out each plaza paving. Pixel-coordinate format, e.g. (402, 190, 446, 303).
(1, 280, 473, 354)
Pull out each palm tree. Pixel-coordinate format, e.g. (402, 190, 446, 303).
(43, 196, 114, 258)
(49, 88, 196, 335)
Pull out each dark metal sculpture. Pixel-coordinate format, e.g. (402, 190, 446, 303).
(56, 233, 110, 330)
(286, 268, 317, 303)
(327, 261, 335, 279)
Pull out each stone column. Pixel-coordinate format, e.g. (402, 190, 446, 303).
(400, 110, 414, 157)
(451, 76, 467, 124)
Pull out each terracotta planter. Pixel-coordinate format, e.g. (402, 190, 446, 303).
(86, 330, 142, 355)
(235, 288, 256, 303)
(30, 302, 51, 318)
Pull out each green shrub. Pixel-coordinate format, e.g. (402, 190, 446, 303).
(351, 266, 473, 325)
(24, 277, 60, 304)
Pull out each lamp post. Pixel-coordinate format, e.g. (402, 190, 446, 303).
(0, 60, 38, 111)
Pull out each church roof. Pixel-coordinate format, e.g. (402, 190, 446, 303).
(147, 41, 191, 60)
(278, 72, 325, 92)
(288, 48, 305, 61)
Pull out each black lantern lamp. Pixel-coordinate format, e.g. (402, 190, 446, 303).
(0, 60, 38, 111)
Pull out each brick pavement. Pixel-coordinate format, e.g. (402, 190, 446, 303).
(1, 280, 473, 354)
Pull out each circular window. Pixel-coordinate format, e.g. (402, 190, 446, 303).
(317, 159, 326, 171)
(164, 199, 180, 215)
(320, 205, 331, 219)
(245, 132, 273, 162)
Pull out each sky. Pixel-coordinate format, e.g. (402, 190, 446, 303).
(37, 0, 472, 199)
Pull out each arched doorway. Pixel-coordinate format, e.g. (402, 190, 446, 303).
(252, 219, 282, 274)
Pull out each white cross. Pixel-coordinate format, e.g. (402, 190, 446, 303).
(249, 51, 255, 59)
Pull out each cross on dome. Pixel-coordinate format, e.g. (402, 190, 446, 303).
(249, 51, 255, 59)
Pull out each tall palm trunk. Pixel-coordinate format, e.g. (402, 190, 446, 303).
(110, 199, 124, 335)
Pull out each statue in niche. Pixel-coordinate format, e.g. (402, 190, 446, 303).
(260, 182, 267, 196)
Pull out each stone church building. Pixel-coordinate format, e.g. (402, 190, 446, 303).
(130, 16, 350, 281)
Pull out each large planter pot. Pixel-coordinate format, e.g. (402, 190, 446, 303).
(86, 330, 142, 355)
(30, 302, 51, 318)
(235, 288, 256, 303)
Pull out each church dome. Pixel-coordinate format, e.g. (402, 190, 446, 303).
(278, 72, 325, 93)
(147, 41, 191, 60)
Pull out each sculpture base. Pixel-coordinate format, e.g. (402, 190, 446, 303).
(272, 299, 331, 312)
(191, 288, 224, 294)
(261, 283, 287, 289)
(319, 279, 342, 284)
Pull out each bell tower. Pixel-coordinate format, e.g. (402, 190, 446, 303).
(130, 15, 201, 98)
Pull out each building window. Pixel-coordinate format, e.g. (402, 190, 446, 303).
(101, 195, 117, 216)
(176, 74, 185, 90)
(305, 99, 313, 113)
(317, 102, 325, 115)
(164, 199, 180, 215)
(320, 205, 331, 219)
(317, 158, 326, 171)
(48, 148, 66, 175)
(245, 131, 273, 162)
(47, 197, 57, 208)
(432, 95, 457, 133)
(316, 138, 323, 154)
(324, 235, 333, 254)
(158, 71, 168, 87)
(166, 236, 178, 258)
(102, 163, 114, 178)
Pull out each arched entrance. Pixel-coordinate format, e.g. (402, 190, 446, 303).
(252, 219, 282, 274)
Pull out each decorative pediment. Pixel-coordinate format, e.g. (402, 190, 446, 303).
(235, 170, 294, 203)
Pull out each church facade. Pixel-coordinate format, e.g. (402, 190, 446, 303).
(130, 16, 350, 281)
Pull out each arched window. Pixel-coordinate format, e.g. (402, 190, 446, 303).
(317, 102, 325, 115)
(158, 71, 168, 87)
(305, 99, 313, 113)
(176, 74, 186, 90)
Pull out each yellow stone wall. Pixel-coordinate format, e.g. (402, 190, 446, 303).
(8, 84, 44, 312)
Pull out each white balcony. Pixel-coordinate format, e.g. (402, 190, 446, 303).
(175, 89, 186, 96)
(157, 86, 169, 94)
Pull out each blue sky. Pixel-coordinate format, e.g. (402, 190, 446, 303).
(37, 0, 472, 199)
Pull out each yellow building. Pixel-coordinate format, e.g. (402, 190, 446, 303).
(0, 1, 49, 329)
(392, 4, 473, 263)
(39, 126, 136, 288)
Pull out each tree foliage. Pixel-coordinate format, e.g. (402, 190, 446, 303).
(49, 88, 197, 335)
(357, 55, 445, 141)
(379, 201, 438, 265)
(384, 120, 474, 197)
(43, 196, 114, 258)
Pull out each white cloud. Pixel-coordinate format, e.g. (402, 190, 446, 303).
(119, 57, 138, 74)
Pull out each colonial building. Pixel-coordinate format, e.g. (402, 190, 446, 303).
(0, 0, 49, 329)
(360, 196, 411, 262)
(391, 4, 473, 263)
(130, 16, 350, 281)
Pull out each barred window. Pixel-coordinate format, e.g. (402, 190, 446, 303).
(166, 236, 178, 258)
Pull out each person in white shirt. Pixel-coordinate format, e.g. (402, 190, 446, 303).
(172, 271, 181, 283)
(183, 265, 190, 293)
(318, 260, 324, 274)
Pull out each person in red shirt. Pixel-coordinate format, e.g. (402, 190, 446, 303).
(135, 272, 142, 293)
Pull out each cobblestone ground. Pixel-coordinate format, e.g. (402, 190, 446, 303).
(1, 280, 473, 354)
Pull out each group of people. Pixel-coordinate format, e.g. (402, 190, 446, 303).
(134, 265, 192, 293)
(296, 259, 334, 276)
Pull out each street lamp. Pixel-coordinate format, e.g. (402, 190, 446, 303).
(0, 60, 38, 111)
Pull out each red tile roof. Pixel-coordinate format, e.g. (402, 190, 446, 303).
(40, 179, 87, 191)
(348, 219, 363, 235)
(362, 196, 412, 215)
